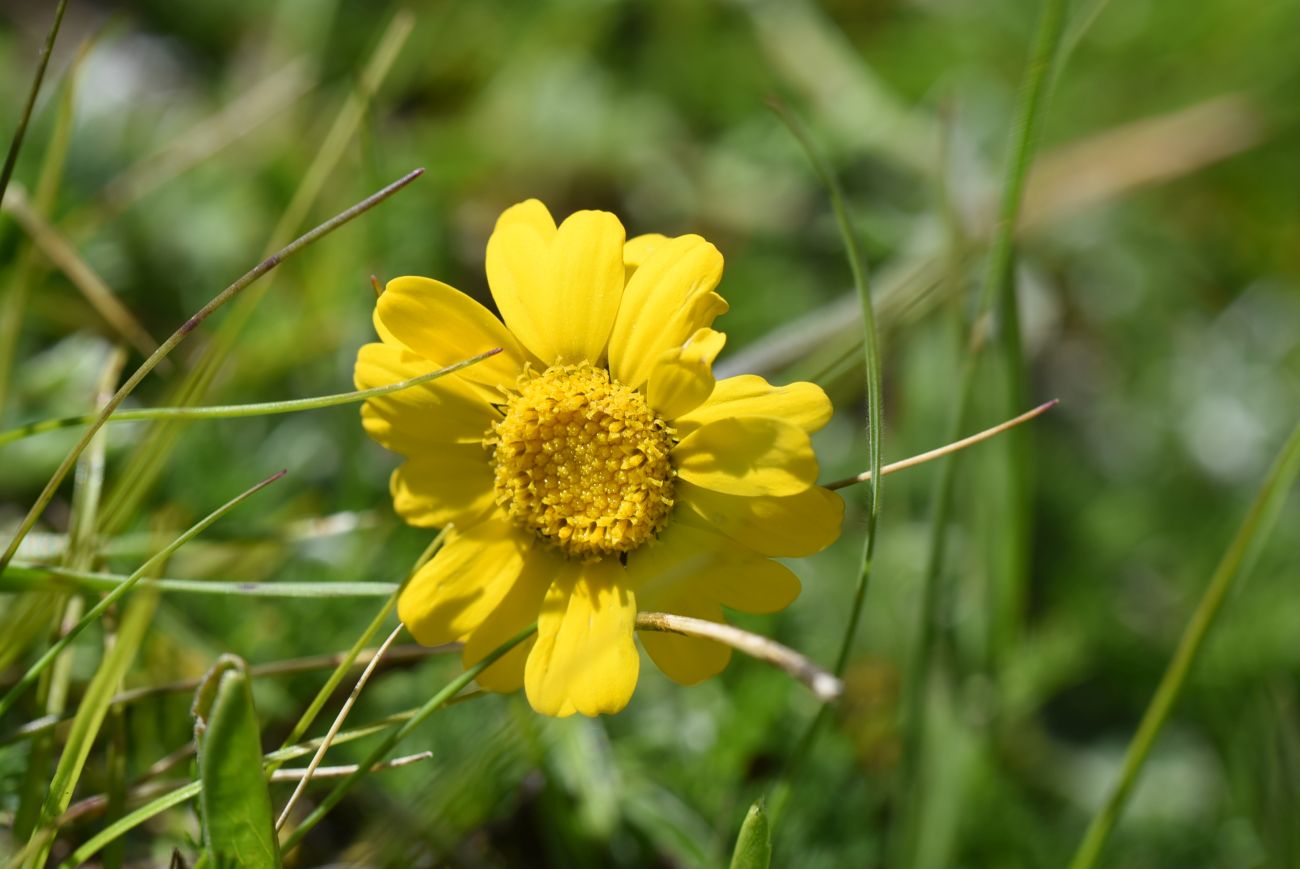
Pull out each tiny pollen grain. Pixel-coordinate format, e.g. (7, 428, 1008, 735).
(486, 363, 676, 560)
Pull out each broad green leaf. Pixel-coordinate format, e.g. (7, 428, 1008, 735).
(729, 799, 772, 869)
(194, 656, 281, 868)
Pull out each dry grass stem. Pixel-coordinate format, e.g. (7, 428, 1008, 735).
(635, 612, 842, 702)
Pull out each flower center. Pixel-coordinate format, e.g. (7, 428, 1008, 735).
(487, 364, 676, 560)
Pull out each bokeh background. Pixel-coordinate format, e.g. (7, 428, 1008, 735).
(2, 0, 1300, 866)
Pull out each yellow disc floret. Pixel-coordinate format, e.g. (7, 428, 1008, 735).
(487, 364, 676, 560)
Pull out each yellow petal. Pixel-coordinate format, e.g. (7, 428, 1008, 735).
(486, 210, 558, 363)
(497, 198, 558, 240)
(388, 445, 497, 528)
(355, 342, 497, 449)
(524, 558, 639, 717)
(397, 516, 532, 646)
(628, 522, 801, 615)
(608, 235, 726, 389)
(461, 550, 556, 693)
(673, 417, 819, 497)
(675, 374, 832, 438)
(624, 233, 669, 269)
(646, 328, 726, 419)
(675, 480, 844, 557)
(544, 210, 627, 365)
(376, 276, 527, 394)
(638, 595, 731, 686)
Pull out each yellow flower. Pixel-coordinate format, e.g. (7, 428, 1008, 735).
(355, 200, 843, 717)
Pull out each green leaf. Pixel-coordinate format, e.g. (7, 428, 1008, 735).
(729, 799, 773, 869)
(194, 656, 281, 869)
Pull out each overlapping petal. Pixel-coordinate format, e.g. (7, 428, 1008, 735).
(525, 558, 639, 717)
(675, 374, 832, 438)
(376, 276, 528, 395)
(461, 550, 556, 692)
(628, 522, 801, 615)
(388, 446, 497, 529)
(397, 516, 532, 647)
(646, 328, 726, 419)
(674, 480, 844, 558)
(355, 342, 497, 449)
(608, 234, 726, 389)
(485, 200, 558, 362)
(673, 416, 819, 497)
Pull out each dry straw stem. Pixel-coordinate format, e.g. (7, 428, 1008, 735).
(0, 166, 424, 574)
(269, 751, 433, 782)
(1, 185, 161, 358)
(636, 613, 842, 702)
(825, 400, 1059, 490)
(275, 624, 405, 830)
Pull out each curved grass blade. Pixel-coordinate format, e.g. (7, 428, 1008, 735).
(24, 590, 158, 866)
(762, 99, 884, 829)
(279, 623, 539, 854)
(1068, 419, 1300, 869)
(0, 471, 285, 720)
(0, 0, 69, 209)
(0, 167, 424, 574)
(193, 658, 282, 868)
(0, 349, 500, 447)
(898, 1, 1067, 864)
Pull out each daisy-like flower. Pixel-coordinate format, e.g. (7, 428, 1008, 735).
(355, 200, 843, 717)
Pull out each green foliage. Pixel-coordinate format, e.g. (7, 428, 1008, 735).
(2, 0, 1299, 866)
(729, 799, 773, 869)
(193, 657, 281, 869)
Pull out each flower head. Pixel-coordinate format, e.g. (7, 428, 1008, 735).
(355, 200, 843, 716)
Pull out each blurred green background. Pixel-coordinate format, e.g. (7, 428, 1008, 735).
(2, 0, 1299, 865)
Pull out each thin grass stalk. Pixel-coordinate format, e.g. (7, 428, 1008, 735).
(0, 24, 90, 413)
(0, 167, 423, 573)
(0, 0, 69, 210)
(279, 624, 540, 854)
(0, 349, 500, 446)
(12, 350, 121, 837)
(0, 472, 285, 720)
(898, 1, 1067, 865)
(98, 11, 414, 533)
(271, 532, 445, 762)
(760, 100, 883, 831)
(275, 624, 404, 829)
(1068, 420, 1300, 869)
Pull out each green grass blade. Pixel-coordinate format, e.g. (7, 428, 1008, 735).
(25, 590, 158, 866)
(762, 101, 885, 831)
(1068, 419, 1300, 869)
(0, 167, 424, 574)
(279, 623, 539, 855)
(194, 658, 282, 868)
(898, 1, 1067, 865)
(271, 531, 444, 768)
(0, 563, 397, 599)
(729, 799, 773, 869)
(0, 17, 91, 413)
(97, 10, 415, 534)
(0, 0, 69, 209)
(58, 782, 202, 869)
(0, 471, 285, 720)
(0, 349, 500, 447)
